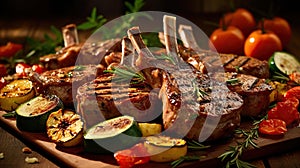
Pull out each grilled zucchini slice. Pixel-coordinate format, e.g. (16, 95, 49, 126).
(84, 115, 142, 154)
(16, 94, 63, 132)
(0, 79, 35, 111)
(269, 51, 300, 76)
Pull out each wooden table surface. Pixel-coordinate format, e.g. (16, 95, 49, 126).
(1, 9, 300, 168)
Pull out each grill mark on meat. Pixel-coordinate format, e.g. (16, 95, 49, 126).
(30, 64, 105, 108)
(76, 72, 161, 129)
(178, 25, 270, 79)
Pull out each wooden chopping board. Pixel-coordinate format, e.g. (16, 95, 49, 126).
(1, 110, 300, 168)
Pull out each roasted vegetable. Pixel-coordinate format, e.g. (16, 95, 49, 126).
(16, 94, 63, 132)
(0, 79, 35, 111)
(84, 115, 142, 154)
(144, 135, 187, 162)
(46, 109, 83, 147)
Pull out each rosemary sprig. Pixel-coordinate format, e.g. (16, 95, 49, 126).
(187, 140, 211, 150)
(171, 156, 200, 168)
(270, 71, 290, 83)
(192, 79, 209, 99)
(104, 66, 145, 84)
(154, 54, 176, 65)
(218, 118, 264, 168)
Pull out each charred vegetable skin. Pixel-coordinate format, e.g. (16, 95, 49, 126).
(46, 109, 84, 147)
(83, 115, 142, 154)
(15, 95, 63, 132)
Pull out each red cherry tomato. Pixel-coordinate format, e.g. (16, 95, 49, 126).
(209, 26, 245, 55)
(259, 119, 287, 136)
(31, 64, 45, 74)
(0, 42, 23, 57)
(15, 63, 31, 77)
(220, 8, 256, 38)
(284, 86, 300, 100)
(268, 97, 299, 126)
(114, 143, 150, 168)
(258, 17, 292, 47)
(0, 64, 7, 77)
(244, 29, 282, 61)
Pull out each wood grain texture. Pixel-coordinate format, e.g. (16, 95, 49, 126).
(1, 111, 300, 168)
(0, 127, 59, 168)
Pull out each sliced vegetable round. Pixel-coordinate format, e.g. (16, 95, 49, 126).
(0, 79, 35, 111)
(144, 135, 187, 162)
(84, 115, 142, 154)
(16, 94, 63, 132)
(269, 52, 300, 76)
(46, 109, 83, 147)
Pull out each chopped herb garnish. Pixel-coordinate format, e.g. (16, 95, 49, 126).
(104, 66, 145, 84)
(192, 79, 209, 99)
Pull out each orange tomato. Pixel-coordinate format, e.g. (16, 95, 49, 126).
(258, 17, 292, 47)
(259, 119, 287, 136)
(244, 29, 282, 61)
(220, 8, 256, 38)
(209, 26, 245, 55)
(0, 42, 23, 57)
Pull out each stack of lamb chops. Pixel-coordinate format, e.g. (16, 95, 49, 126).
(31, 15, 273, 142)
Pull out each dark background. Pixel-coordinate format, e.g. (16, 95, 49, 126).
(0, 0, 299, 43)
(0, 0, 298, 20)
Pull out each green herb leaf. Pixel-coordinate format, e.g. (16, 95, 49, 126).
(219, 117, 262, 167)
(187, 140, 210, 150)
(104, 66, 145, 84)
(2, 111, 16, 118)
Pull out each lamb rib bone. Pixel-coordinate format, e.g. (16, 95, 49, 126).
(62, 24, 79, 47)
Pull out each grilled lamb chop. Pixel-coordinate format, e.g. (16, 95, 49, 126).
(220, 72, 273, 117)
(76, 72, 162, 129)
(127, 16, 243, 142)
(178, 25, 270, 79)
(76, 36, 162, 129)
(30, 64, 105, 108)
(178, 25, 273, 117)
(40, 36, 121, 70)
